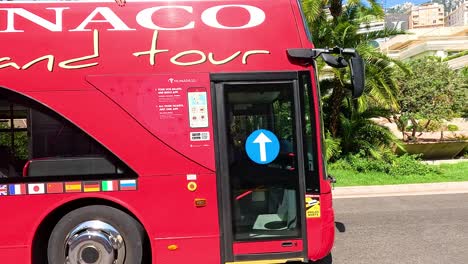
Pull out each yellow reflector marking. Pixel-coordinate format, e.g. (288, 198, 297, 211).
(187, 181, 197, 192)
(225, 258, 304, 264)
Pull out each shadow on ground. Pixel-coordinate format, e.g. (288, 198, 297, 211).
(335, 222, 346, 233)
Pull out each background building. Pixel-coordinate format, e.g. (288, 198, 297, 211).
(379, 1, 468, 69)
(409, 3, 445, 28)
(446, 0, 468, 26)
(385, 13, 410, 30)
(379, 26, 468, 69)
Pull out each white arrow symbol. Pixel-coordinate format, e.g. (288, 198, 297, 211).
(253, 132, 272, 162)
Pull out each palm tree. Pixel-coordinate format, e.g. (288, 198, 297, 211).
(302, 0, 405, 139)
(339, 105, 403, 158)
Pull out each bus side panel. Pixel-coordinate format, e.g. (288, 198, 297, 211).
(154, 237, 220, 264)
(288, 0, 315, 49)
(137, 174, 220, 238)
(307, 192, 334, 261)
(0, 1, 306, 92)
(0, 174, 220, 263)
(0, 87, 220, 262)
(320, 192, 335, 257)
(86, 73, 215, 172)
(0, 247, 28, 264)
(126, 174, 221, 263)
(25, 90, 214, 175)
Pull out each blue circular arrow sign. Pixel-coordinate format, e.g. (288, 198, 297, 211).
(245, 129, 280, 164)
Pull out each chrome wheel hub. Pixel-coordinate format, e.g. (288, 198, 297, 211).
(65, 220, 125, 264)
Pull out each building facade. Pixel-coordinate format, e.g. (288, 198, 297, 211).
(409, 3, 445, 29)
(379, 26, 468, 69)
(446, 0, 468, 26)
(385, 13, 410, 31)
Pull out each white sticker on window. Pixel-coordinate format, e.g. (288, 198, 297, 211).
(188, 90, 208, 128)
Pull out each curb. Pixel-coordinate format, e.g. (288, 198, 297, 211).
(423, 159, 468, 165)
(332, 181, 468, 199)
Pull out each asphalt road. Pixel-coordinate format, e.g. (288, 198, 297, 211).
(331, 193, 468, 264)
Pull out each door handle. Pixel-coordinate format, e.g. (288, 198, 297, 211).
(281, 241, 294, 247)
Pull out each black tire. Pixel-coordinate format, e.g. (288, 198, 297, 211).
(47, 205, 144, 264)
(311, 253, 332, 264)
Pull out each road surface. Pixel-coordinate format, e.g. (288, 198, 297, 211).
(332, 193, 468, 264)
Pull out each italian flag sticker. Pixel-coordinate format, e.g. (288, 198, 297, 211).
(102, 180, 119, 191)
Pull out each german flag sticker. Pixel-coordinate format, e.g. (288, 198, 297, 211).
(83, 181, 100, 192)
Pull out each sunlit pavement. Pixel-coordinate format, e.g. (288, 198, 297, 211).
(332, 181, 468, 199)
(332, 193, 468, 264)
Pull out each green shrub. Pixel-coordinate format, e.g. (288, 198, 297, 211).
(425, 121, 443, 132)
(447, 124, 459, 132)
(406, 120, 442, 132)
(347, 153, 391, 173)
(325, 132, 342, 162)
(388, 154, 439, 176)
(328, 152, 440, 176)
(328, 156, 353, 171)
(328, 151, 390, 173)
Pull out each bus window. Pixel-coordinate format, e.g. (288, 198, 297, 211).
(0, 102, 27, 178)
(300, 72, 321, 193)
(0, 89, 130, 178)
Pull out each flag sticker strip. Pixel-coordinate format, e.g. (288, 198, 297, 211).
(102, 180, 119, 192)
(9, 184, 26, 195)
(120, 179, 137, 191)
(28, 183, 45, 194)
(65, 182, 82, 193)
(83, 181, 100, 192)
(47, 182, 64, 194)
(0, 185, 7, 195)
(0, 179, 137, 196)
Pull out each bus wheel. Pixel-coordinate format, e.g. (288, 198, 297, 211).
(47, 205, 144, 264)
(312, 253, 332, 264)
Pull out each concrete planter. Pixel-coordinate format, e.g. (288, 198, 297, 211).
(397, 141, 468, 160)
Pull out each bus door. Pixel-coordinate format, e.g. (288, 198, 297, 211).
(212, 72, 309, 263)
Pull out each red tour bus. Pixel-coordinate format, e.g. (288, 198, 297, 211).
(0, 1, 364, 264)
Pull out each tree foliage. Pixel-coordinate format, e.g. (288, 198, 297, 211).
(301, 0, 406, 161)
(302, 0, 404, 139)
(394, 57, 468, 141)
(339, 105, 403, 159)
(0, 122, 28, 160)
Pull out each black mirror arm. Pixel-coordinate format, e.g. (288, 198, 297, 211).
(287, 47, 358, 63)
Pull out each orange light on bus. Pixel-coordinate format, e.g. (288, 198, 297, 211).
(194, 198, 207, 207)
(167, 245, 179, 251)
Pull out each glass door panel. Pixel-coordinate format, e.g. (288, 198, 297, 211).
(224, 82, 301, 241)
